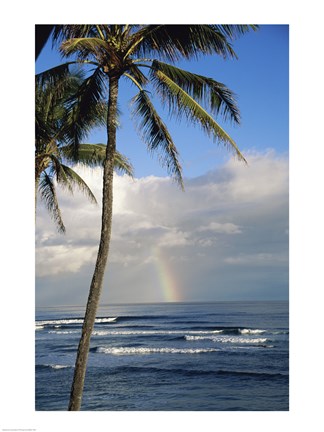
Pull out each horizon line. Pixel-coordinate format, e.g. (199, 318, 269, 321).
(36, 299, 288, 309)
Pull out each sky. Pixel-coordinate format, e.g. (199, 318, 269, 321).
(35, 24, 289, 306)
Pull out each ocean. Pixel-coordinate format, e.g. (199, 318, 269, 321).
(35, 301, 289, 411)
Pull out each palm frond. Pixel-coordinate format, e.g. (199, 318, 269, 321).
(36, 62, 77, 88)
(60, 143, 106, 166)
(52, 25, 97, 45)
(151, 69, 246, 162)
(57, 164, 98, 204)
(130, 25, 239, 62)
(212, 25, 259, 40)
(113, 151, 134, 177)
(39, 172, 66, 233)
(60, 144, 134, 176)
(125, 64, 149, 88)
(35, 115, 52, 151)
(60, 37, 109, 60)
(151, 60, 240, 124)
(36, 68, 86, 136)
(131, 90, 183, 188)
(63, 67, 107, 154)
(48, 155, 74, 195)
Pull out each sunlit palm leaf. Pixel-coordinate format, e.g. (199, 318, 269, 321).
(151, 60, 240, 124)
(60, 37, 109, 60)
(61, 144, 134, 176)
(131, 90, 183, 187)
(60, 143, 106, 166)
(151, 69, 246, 162)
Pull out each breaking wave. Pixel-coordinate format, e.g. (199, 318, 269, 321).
(239, 329, 265, 334)
(35, 317, 117, 329)
(92, 329, 223, 336)
(96, 346, 219, 355)
(48, 330, 80, 335)
(36, 364, 73, 370)
(185, 335, 269, 344)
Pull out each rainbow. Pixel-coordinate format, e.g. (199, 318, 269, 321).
(153, 246, 181, 302)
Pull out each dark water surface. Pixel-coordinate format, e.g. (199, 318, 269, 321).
(36, 301, 289, 410)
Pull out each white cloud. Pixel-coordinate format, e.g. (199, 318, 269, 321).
(198, 222, 242, 234)
(158, 228, 192, 247)
(223, 149, 288, 201)
(36, 244, 98, 277)
(36, 150, 288, 303)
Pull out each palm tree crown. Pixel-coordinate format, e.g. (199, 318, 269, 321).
(35, 67, 133, 233)
(51, 25, 256, 188)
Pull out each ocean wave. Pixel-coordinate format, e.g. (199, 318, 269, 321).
(96, 346, 219, 355)
(36, 364, 73, 370)
(96, 317, 117, 323)
(35, 317, 117, 328)
(51, 364, 71, 369)
(185, 327, 267, 335)
(48, 330, 80, 334)
(185, 335, 269, 344)
(92, 329, 223, 336)
(239, 329, 265, 334)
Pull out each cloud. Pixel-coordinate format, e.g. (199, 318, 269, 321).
(36, 150, 288, 304)
(224, 252, 288, 266)
(198, 222, 242, 234)
(37, 244, 98, 277)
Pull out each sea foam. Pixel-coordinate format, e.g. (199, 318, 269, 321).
(92, 329, 223, 336)
(185, 335, 269, 344)
(35, 317, 117, 328)
(239, 329, 265, 334)
(96, 346, 219, 355)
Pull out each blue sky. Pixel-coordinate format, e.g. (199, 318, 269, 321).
(35, 25, 289, 306)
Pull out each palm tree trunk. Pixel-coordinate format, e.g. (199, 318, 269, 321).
(68, 76, 119, 411)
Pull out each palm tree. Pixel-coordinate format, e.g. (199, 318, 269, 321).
(36, 67, 133, 232)
(46, 24, 258, 410)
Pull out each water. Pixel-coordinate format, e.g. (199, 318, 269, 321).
(35, 301, 289, 411)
